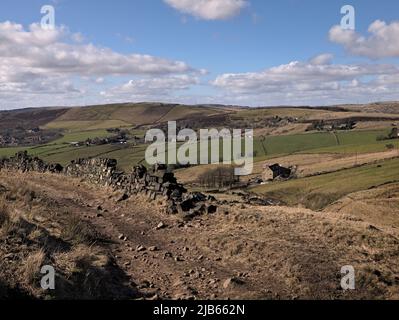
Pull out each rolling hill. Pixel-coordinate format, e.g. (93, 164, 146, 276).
(43, 103, 232, 131)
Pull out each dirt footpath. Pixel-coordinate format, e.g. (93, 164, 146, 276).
(1, 171, 399, 300)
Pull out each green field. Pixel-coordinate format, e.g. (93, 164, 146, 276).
(166, 129, 394, 164)
(306, 130, 398, 154)
(52, 129, 112, 143)
(1, 127, 396, 173)
(44, 120, 131, 131)
(0, 128, 139, 169)
(251, 129, 393, 161)
(252, 157, 399, 210)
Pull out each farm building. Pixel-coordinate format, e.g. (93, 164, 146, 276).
(269, 164, 292, 180)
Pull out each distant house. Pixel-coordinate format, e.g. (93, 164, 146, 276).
(27, 127, 40, 134)
(69, 141, 81, 147)
(118, 139, 127, 144)
(268, 164, 292, 180)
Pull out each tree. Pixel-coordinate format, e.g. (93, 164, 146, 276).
(198, 166, 237, 189)
(388, 127, 399, 140)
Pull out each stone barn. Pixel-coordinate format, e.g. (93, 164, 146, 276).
(268, 164, 292, 180)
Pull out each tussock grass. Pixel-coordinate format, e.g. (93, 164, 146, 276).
(0, 173, 136, 300)
(61, 215, 102, 245)
(56, 245, 109, 274)
(0, 200, 21, 236)
(54, 245, 124, 299)
(4, 178, 37, 205)
(0, 203, 10, 227)
(23, 249, 46, 286)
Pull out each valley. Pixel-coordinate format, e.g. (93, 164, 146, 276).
(1, 101, 399, 300)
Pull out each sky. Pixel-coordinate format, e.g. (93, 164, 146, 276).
(1, 0, 399, 109)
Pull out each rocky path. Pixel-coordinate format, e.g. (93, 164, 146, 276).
(23, 172, 257, 299)
(2, 171, 399, 300)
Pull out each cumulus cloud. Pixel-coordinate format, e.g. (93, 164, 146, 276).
(309, 53, 334, 66)
(212, 61, 398, 91)
(101, 75, 199, 100)
(101, 75, 200, 102)
(211, 58, 399, 106)
(329, 20, 399, 59)
(0, 21, 193, 77)
(3, 17, 399, 109)
(164, 0, 248, 20)
(0, 21, 200, 109)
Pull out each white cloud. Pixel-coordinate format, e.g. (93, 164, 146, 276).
(0, 21, 201, 109)
(0, 21, 195, 79)
(212, 60, 398, 91)
(164, 0, 248, 20)
(309, 53, 334, 66)
(212, 58, 399, 106)
(2, 17, 399, 109)
(329, 20, 399, 59)
(101, 75, 199, 100)
(0, 22, 193, 76)
(71, 32, 85, 43)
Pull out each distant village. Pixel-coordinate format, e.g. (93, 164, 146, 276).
(68, 128, 145, 148)
(0, 127, 61, 147)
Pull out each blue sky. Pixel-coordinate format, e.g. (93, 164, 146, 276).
(1, 0, 399, 108)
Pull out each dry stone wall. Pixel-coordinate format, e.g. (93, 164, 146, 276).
(0, 151, 63, 173)
(0, 151, 217, 219)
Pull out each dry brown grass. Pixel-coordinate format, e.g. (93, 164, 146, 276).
(186, 203, 399, 299)
(0, 203, 10, 228)
(53, 245, 134, 299)
(253, 123, 310, 137)
(0, 200, 22, 236)
(0, 173, 135, 299)
(55, 245, 110, 280)
(325, 182, 399, 233)
(1, 168, 398, 299)
(61, 215, 102, 245)
(23, 249, 46, 286)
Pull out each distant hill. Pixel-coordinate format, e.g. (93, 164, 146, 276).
(43, 103, 232, 130)
(1, 101, 399, 132)
(0, 107, 68, 130)
(338, 101, 399, 114)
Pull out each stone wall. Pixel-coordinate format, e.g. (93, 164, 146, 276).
(64, 158, 121, 187)
(0, 151, 63, 173)
(0, 152, 217, 219)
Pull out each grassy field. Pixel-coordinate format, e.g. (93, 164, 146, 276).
(42, 144, 125, 166)
(233, 106, 399, 122)
(44, 120, 131, 131)
(52, 129, 112, 143)
(251, 157, 399, 210)
(1, 128, 396, 172)
(233, 107, 330, 121)
(251, 129, 393, 161)
(0, 146, 28, 158)
(307, 141, 396, 154)
(172, 129, 394, 165)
